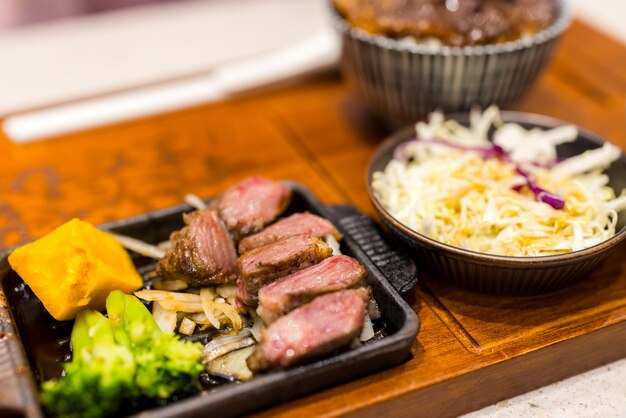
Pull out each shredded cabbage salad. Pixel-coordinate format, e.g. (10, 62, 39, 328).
(372, 107, 626, 257)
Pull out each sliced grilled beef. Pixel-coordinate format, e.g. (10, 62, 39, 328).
(238, 212, 342, 253)
(247, 288, 369, 371)
(156, 210, 238, 286)
(236, 235, 332, 306)
(257, 255, 366, 324)
(213, 176, 290, 240)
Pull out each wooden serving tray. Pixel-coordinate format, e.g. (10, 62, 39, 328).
(1, 20, 625, 417)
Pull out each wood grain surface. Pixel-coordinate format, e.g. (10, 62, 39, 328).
(1, 19, 626, 417)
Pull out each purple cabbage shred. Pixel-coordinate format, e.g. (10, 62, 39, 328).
(515, 167, 565, 210)
(395, 137, 566, 210)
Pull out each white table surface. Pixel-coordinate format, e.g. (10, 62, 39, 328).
(1, 0, 625, 416)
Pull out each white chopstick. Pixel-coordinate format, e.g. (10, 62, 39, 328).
(3, 30, 339, 144)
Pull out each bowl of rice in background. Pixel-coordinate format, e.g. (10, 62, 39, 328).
(330, 0, 572, 124)
(367, 109, 626, 295)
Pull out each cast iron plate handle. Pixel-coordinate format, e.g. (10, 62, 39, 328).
(323, 204, 418, 294)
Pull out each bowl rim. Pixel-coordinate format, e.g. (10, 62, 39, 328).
(367, 110, 626, 265)
(329, 0, 572, 56)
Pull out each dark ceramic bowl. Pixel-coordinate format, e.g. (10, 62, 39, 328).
(367, 111, 626, 295)
(329, 0, 572, 124)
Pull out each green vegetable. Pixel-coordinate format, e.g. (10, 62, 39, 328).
(41, 309, 136, 418)
(42, 291, 204, 418)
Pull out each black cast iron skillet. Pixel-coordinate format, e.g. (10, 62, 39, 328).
(0, 182, 420, 418)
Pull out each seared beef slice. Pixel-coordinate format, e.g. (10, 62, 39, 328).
(238, 212, 341, 253)
(157, 210, 238, 286)
(248, 288, 369, 371)
(214, 176, 290, 240)
(257, 255, 366, 324)
(237, 235, 332, 306)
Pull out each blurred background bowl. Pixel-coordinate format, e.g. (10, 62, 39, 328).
(367, 111, 626, 295)
(330, 0, 572, 124)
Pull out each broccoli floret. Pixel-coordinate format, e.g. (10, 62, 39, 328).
(41, 309, 136, 418)
(41, 291, 203, 418)
(106, 290, 204, 399)
(133, 332, 205, 399)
